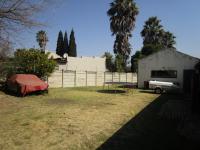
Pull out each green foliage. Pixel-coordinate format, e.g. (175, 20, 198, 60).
(56, 31, 64, 57)
(63, 31, 69, 55)
(0, 59, 15, 81)
(161, 31, 176, 48)
(141, 17, 163, 46)
(141, 44, 163, 56)
(36, 30, 48, 52)
(141, 16, 176, 54)
(131, 44, 164, 72)
(107, 0, 139, 36)
(113, 34, 131, 57)
(103, 52, 115, 72)
(68, 29, 77, 57)
(115, 54, 125, 72)
(103, 52, 128, 72)
(131, 51, 141, 72)
(131, 43, 171, 73)
(14, 48, 56, 77)
(107, 0, 139, 68)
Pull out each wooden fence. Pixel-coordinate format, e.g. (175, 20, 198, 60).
(47, 70, 137, 88)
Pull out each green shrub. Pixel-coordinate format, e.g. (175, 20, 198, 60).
(14, 48, 56, 77)
(102, 52, 115, 72)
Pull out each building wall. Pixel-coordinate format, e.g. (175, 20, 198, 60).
(138, 49, 199, 88)
(58, 56, 106, 72)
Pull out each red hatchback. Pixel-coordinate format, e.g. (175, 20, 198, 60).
(6, 74, 48, 96)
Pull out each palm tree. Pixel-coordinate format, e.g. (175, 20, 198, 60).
(141, 16, 163, 46)
(107, 0, 139, 68)
(141, 16, 176, 49)
(161, 31, 176, 48)
(36, 30, 48, 53)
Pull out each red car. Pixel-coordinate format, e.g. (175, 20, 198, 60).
(6, 74, 48, 96)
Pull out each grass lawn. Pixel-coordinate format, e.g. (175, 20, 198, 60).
(0, 87, 159, 150)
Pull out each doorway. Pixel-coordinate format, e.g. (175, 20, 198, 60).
(183, 70, 195, 94)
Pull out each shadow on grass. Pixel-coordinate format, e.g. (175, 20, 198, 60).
(97, 90, 126, 94)
(139, 89, 155, 94)
(117, 85, 137, 89)
(97, 94, 200, 150)
(0, 85, 48, 97)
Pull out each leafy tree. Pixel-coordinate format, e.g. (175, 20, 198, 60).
(131, 51, 141, 72)
(14, 48, 56, 77)
(103, 52, 115, 72)
(36, 30, 48, 52)
(56, 31, 64, 57)
(63, 31, 69, 55)
(68, 29, 77, 57)
(107, 0, 139, 69)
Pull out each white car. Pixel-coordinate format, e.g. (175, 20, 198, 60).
(149, 80, 180, 94)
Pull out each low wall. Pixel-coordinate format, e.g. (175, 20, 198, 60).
(47, 70, 137, 88)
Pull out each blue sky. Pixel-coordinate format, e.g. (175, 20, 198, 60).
(18, 0, 200, 58)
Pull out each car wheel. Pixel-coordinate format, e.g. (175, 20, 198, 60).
(17, 86, 22, 97)
(155, 88, 162, 94)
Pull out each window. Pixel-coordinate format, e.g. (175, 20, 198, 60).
(151, 70, 177, 78)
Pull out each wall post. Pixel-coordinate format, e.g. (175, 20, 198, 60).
(74, 70, 76, 87)
(126, 73, 128, 83)
(62, 69, 64, 88)
(95, 71, 97, 86)
(131, 73, 133, 83)
(86, 71, 87, 86)
(104, 72, 106, 83)
(112, 72, 114, 82)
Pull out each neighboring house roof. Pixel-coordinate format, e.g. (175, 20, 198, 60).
(139, 48, 200, 61)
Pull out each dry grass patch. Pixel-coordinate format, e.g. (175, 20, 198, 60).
(0, 87, 159, 150)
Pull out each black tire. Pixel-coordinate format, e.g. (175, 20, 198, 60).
(44, 89, 48, 94)
(16, 86, 23, 97)
(155, 88, 162, 94)
(3, 83, 8, 91)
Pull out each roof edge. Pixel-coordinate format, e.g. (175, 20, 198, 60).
(139, 48, 200, 61)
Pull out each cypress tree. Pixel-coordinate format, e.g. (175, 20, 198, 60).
(56, 31, 64, 57)
(63, 31, 69, 55)
(68, 29, 77, 57)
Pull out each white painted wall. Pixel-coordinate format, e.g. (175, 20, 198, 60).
(59, 56, 106, 72)
(138, 49, 199, 88)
